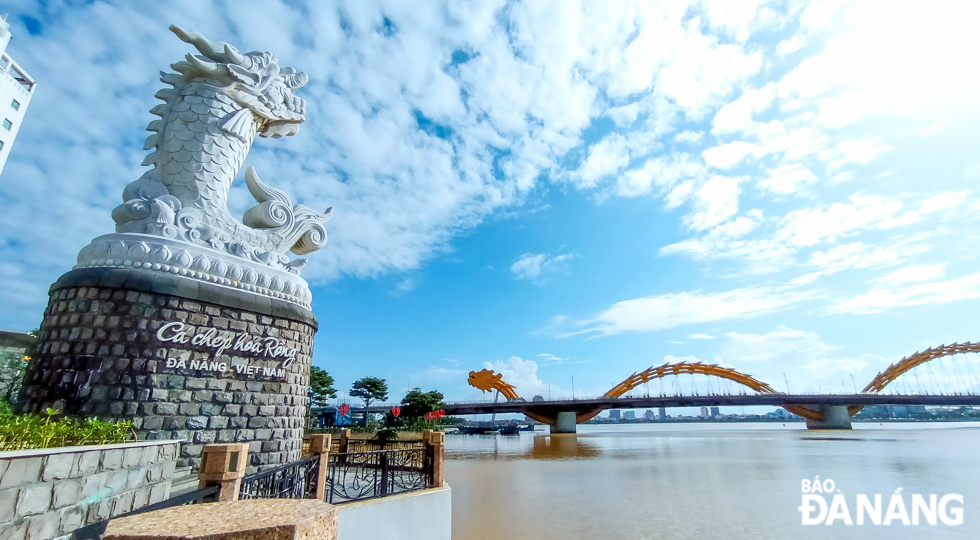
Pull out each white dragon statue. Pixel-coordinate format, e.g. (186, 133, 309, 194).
(74, 26, 331, 309)
(114, 25, 330, 267)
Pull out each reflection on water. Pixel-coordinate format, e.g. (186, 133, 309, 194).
(529, 434, 600, 460)
(445, 423, 980, 540)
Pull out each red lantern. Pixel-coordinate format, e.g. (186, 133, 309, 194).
(392, 406, 401, 418)
(339, 403, 350, 416)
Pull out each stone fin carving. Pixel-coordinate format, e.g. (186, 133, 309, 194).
(221, 108, 254, 142)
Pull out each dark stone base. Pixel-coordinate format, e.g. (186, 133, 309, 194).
(18, 269, 318, 471)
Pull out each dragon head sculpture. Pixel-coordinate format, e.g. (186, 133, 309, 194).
(468, 369, 520, 400)
(169, 25, 308, 139)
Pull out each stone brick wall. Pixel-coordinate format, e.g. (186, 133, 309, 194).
(18, 283, 316, 471)
(0, 439, 179, 540)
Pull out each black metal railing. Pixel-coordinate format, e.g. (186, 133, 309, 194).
(343, 439, 424, 454)
(239, 455, 320, 500)
(70, 485, 219, 540)
(326, 447, 431, 504)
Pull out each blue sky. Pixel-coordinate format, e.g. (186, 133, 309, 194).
(2, 1, 980, 405)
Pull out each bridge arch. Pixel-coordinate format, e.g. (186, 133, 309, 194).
(577, 362, 822, 422)
(848, 342, 980, 415)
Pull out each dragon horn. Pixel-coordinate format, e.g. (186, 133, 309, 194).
(170, 25, 240, 65)
(185, 54, 229, 78)
(224, 44, 246, 66)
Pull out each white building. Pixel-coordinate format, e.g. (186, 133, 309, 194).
(0, 17, 37, 177)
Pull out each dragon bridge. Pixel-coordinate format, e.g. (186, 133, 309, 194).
(463, 342, 980, 427)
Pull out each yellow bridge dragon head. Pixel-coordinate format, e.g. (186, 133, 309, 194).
(468, 369, 520, 400)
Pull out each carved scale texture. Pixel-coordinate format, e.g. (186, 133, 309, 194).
(145, 82, 294, 253)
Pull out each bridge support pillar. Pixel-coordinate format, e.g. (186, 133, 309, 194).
(551, 411, 577, 434)
(804, 405, 852, 430)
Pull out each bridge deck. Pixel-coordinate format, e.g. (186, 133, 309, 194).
(439, 394, 980, 416)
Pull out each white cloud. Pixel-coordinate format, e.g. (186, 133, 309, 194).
(510, 253, 575, 283)
(830, 272, 980, 314)
(776, 193, 904, 246)
(572, 134, 631, 188)
(776, 35, 805, 56)
(921, 191, 969, 214)
(720, 326, 839, 363)
(826, 137, 891, 170)
(660, 210, 799, 274)
(758, 163, 817, 194)
(616, 152, 706, 198)
(807, 240, 910, 275)
(685, 175, 745, 231)
(711, 83, 775, 135)
(567, 285, 816, 337)
(483, 356, 570, 398)
(394, 278, 415, 294)
(427, 366, 466, 378)
(674, 130, 704, 144)
(876, 264, 946, 286)
(798, 354, 880, 378)
(536, 353, 564, 365)
(782, 2, 980, 129)
(702, 141, 766, 169)
(606, 102, 640, 126)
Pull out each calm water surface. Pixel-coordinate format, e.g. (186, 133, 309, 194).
(444, 423, 980, 540)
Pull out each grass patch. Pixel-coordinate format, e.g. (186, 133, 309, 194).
(0, 402, 135, 451)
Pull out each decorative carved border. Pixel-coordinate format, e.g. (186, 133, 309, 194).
(75, 233, 313, 310)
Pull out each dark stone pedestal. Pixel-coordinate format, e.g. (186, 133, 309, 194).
(18, 267, 317, 471)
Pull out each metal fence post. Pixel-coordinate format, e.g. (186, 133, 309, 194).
(379, 451, 390, 497)
(198, 443, 249, 501)
(338, 428, 350, 465)
(308, 434, 331, 500)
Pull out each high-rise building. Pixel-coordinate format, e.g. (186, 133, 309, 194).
(658, 406, 666, 421)
(623, 410, 635, 420)
(644, 409, 655, 420)
(710, 406, 720, 418)
(609, 410, 621, 420)
(0, 17, 37, 177)
(699, 406, 709, 418)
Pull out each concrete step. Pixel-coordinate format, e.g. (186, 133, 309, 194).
(168, 466, 199, 497)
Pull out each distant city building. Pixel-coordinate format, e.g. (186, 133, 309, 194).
(710, 407, 720, 418)
(0, 17, 36, 177)
(531, 395, 544, 402)
(658, 407, 666, 421)
(609, 410, 621, 420)
(888, 405, 928, 418)
(644, 409, 655, 420)
(624, 410, 635, 420)
(700, 406, 709, 418)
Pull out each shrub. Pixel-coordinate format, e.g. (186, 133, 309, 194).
(0, 402, 135, 451)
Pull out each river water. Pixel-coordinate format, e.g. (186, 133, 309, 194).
(444, 423, 980, 540)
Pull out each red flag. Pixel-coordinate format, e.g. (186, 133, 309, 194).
(339, 403, 350, 416)
(392, 406, 401, 418)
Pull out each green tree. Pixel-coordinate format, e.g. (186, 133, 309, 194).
(400, 388, 444, 418)
(308, 366, 337, 408)
(0, 352, 28, 406)
(350, 377, 388, 425)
